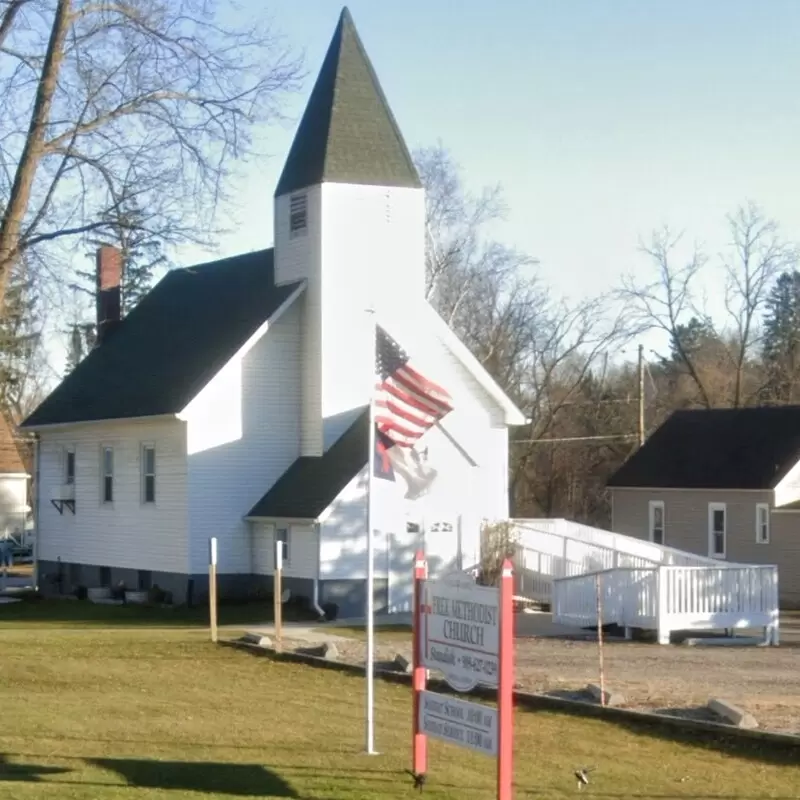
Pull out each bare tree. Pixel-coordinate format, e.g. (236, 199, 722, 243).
(509, 297, 634, 513)
(415, 143, 634, 519)
(618, 227, 716, 407)
(721, 201, 797, 406)
(0, 0, 302, 315)
(619, 204, 795, 409)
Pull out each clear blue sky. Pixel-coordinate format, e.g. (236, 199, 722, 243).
(53, 2, 800, 371)
(206, 1, 800, 316)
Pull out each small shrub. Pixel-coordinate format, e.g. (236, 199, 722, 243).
(74, 585, 88, 601)
(478, 520, 518, 587)
(111, 581, 126, 602)
(147, 584, 166, 605)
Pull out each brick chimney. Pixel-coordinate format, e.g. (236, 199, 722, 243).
(95, 245, 122, 346)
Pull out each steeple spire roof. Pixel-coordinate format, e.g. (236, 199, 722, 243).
(274, 7, 422, 197)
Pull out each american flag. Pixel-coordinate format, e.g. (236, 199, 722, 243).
(374, 325, 454, 449)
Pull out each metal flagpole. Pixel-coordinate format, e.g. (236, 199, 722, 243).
(365, 306, 377, 755)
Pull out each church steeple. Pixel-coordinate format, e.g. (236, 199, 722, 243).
(274, 7, 421, 197)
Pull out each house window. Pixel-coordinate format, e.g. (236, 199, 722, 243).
(141, 445, 156, 503)
(137, 570, 152, 591)
(275, 526, 290, 565)
(648, 500, 665, 545)
(289, 193, 308, 238)
(708, 502, 726, 557)
(64, 447, 75, 485)
(756, 503, 770, 544)
(101, 446, 114, 504)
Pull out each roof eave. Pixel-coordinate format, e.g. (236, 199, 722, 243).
(20, 412, 181, 432)
(244, 514, 317, 523)
(422, 305, 526, 425)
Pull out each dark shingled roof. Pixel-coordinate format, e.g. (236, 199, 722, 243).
(607, 406, 800, 490)
(248, 408, 368, 519)
(274, 7, 421, 197)
(22, 249, 303, 428)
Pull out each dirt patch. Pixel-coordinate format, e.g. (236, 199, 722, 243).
(287, 630, 800, 735)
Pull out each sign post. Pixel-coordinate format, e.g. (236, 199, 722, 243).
(209, 537, 218, 644)
(497, 560, 514, 800)
(412, 551, 428, 776)
(274, 538, 283, 652)
(412, 557, 515, 800)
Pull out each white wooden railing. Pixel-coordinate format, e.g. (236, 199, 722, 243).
(552, 565, 780, 645)
(508, 518, 721, 606)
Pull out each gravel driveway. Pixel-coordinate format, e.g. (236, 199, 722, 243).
(284, 612, 800, 735)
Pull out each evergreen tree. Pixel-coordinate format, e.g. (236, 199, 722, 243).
(64, 323, 96, 375)
(0, 260, 42, 419)
(762, 270, 800, 403)
(66, 201, 167, 374)
(667, 316, 719, 367)
(77, 201, 166, 316)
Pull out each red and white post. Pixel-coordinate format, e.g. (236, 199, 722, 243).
(497, 558, 514, 800)
(412, 550, 428, 776)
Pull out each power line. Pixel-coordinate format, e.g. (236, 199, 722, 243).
(512, 434, 638, 445)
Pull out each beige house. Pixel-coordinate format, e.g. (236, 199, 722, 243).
(608, 406, 800, 608)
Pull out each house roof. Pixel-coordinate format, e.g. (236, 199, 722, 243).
(0, 414, 26, 473)
(248, 407, 368, 519)
(274, 7, 421, 197)
(22, 250, 303, 428)
(607, 406, 800, 490)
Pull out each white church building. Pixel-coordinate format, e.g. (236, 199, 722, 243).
(21, 7, 525, 618)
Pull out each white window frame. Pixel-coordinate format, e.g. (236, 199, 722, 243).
(101, 445, 114, 504)
(64, 445, 75, 485)
(141, 444, 156, 504)
(708, 502, 727, 558)
(648, 500, 665, 545)
(289, 193, 308, 239)
(275, 526, 290, 566)
(755, 502, 770, 544)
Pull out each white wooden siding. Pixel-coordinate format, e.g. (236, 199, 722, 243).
(36, 417, 188, 572)
(319, 184, 426, 446)
(274, 187, 323, 456)
(184, 298, 302, 575)
(251, 520, 318, 579)
(318, 319, 511, 583)
(276, 181, 426, 454)
(320, 466, 374, 580)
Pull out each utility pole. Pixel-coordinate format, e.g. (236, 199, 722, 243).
(637, 344, 645, 447)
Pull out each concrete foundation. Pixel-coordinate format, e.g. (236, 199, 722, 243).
(35, 559, 387, 618)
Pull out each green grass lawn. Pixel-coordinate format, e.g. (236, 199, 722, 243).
(0, 601, 797, 798)
(0, 596, 311, 630)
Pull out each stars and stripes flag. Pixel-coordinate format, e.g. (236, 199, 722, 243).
(372, 324, 454, 499)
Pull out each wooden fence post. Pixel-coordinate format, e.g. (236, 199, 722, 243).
(274, 537, 283, 652)
(209, 537, 218, 644)
(595, 573, 605, 707)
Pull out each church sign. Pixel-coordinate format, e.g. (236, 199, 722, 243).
(411, 555, 514, 800)
(419, 575, 500, 692)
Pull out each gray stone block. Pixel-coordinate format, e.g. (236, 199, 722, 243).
(320, 641, 339, 660)
(587, 683, 626, 707)
(708, 698, 758, 729)
(393, 653, 412, 673)
(240, 633, 272, 648)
